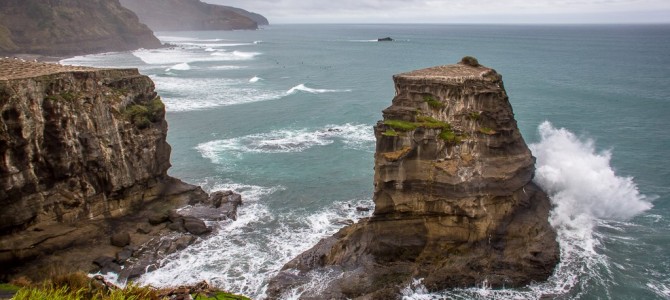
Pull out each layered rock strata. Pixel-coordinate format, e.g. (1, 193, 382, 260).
(119, 0, 268, 31)
(0, 0, 161, 57)
(0, 59, 207, 280)
(269, 61, 560, 299)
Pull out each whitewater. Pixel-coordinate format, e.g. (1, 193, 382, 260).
(61, 24, 670, 299)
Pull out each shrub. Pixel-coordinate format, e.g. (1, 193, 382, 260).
(123, 97, 165, 129)
(382, 128, 399, 137)
(468, 111, 480, 120)
(423, 95, 444, 109)
(439, 129, 461, 144)
(460, 56, 480, 67)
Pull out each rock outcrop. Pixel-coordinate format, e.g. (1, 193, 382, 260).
(119, 0, 268, 32)
(0, 59, 208, 280)
(0, 0, 161, 57)
(269, 60, 560, 299)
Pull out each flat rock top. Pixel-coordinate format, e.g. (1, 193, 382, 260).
(395, 63, 493, 81)
(0, 58, 101, 81)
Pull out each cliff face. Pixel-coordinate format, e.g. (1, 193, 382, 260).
(269, 61, 560, 298)
(0, 0, 162, 57)
(0, 59, 207, 276)
(119, 0, 268, 32)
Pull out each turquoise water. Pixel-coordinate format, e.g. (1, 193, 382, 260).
(63, 24, 670, 299)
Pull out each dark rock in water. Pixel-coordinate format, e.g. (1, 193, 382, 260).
(356, 206, 370, 212)
(378, 37, 394, 42)
(183, 216, 211, 235)
(115, 247, 134, 264)
(110, 232, 131, 247)
(168, 221, 187, 233)
(93, 256, 116, 268)
(268, 60, 559, 298)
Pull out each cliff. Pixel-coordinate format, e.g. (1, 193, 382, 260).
(119, 0, 268, 32)
(0, 0, 162, 57)
(269, 59, 560, 299)
(0, 59, 209, 279)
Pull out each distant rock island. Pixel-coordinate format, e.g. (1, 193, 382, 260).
(119, 0, 269, 31)
(0, 0, 162, 57)
(269, 58, 560, 298)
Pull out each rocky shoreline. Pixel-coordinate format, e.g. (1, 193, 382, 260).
(0, 59, 244, 285)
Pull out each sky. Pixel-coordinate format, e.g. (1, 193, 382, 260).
(205, 0, 670, 24)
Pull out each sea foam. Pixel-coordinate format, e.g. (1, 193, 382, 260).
(400, 121, 653, 299)
(286, 84, 352, 95)
(196, 123, 374, 165)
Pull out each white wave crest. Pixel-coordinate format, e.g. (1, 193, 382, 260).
(165, 62, 191, 71)
(196, 124, 374, 164)
(286, 84, 352, 95)
(138, 188, 373, 299)
(249, 76, 262, 83)
(400, 121, 653, 299)
(211, 50, 260, 60)
(150, 76, 285, 112)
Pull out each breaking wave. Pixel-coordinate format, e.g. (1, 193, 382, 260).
(151, 76, 285, 112)
(401, 121, 653, 299)
(138, 176, 373, 298)
(196, 123, 374, 164)
(286, 84, 351, 95)
(249, 76, 262, 83)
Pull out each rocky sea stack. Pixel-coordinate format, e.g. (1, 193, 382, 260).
(269, 60, 560, 298)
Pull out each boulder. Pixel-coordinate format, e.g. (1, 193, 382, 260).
(110, 232, 131, 247)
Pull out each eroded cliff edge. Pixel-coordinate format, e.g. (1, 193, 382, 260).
(0, 0, 161, 57)
(269, 60, 560, 299)
(0, 59, 208, 279)
(119, 0, 268, 32)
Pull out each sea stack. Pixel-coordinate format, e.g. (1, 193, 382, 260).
(269, 58, 560, 298)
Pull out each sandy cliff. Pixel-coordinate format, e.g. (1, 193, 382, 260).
(269, 59, 560, 299)
(0, 59, 208, 280)
(0, 0, 161, 57)
(119, 0, 268, 31)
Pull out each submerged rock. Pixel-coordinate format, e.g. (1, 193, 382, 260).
(269, 60, 560, 298)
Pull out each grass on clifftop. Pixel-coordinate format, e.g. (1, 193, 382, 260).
(123, 97, 165, 129)
(384, 117, 464, 144)
(6, 272, 250, 300)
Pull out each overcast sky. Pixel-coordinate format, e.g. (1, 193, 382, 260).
(205, 0, 670, 24)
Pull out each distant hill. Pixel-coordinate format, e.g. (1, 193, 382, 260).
(0, 0, 162, 57)
(119, 0, 269, 31)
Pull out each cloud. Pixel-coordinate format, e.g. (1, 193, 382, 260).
(205, 0, 670, 23)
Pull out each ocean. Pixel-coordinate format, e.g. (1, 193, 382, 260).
(62, 24, 670, 299)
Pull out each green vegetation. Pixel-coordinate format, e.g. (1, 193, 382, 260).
(468, 111, 480, 120)
(384, 116, 464, 145)
(384, 119, 418, 132)
(44, 92, 78, 102)
(0, 283, 20, 292)
(460, 56, 480, 67)
(423, 95, 444, 109)
(123, 97, 165, 129)
(382, 128, 399, 137)
(479, 127, 497, 135)
(9, 272, 250, 300)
